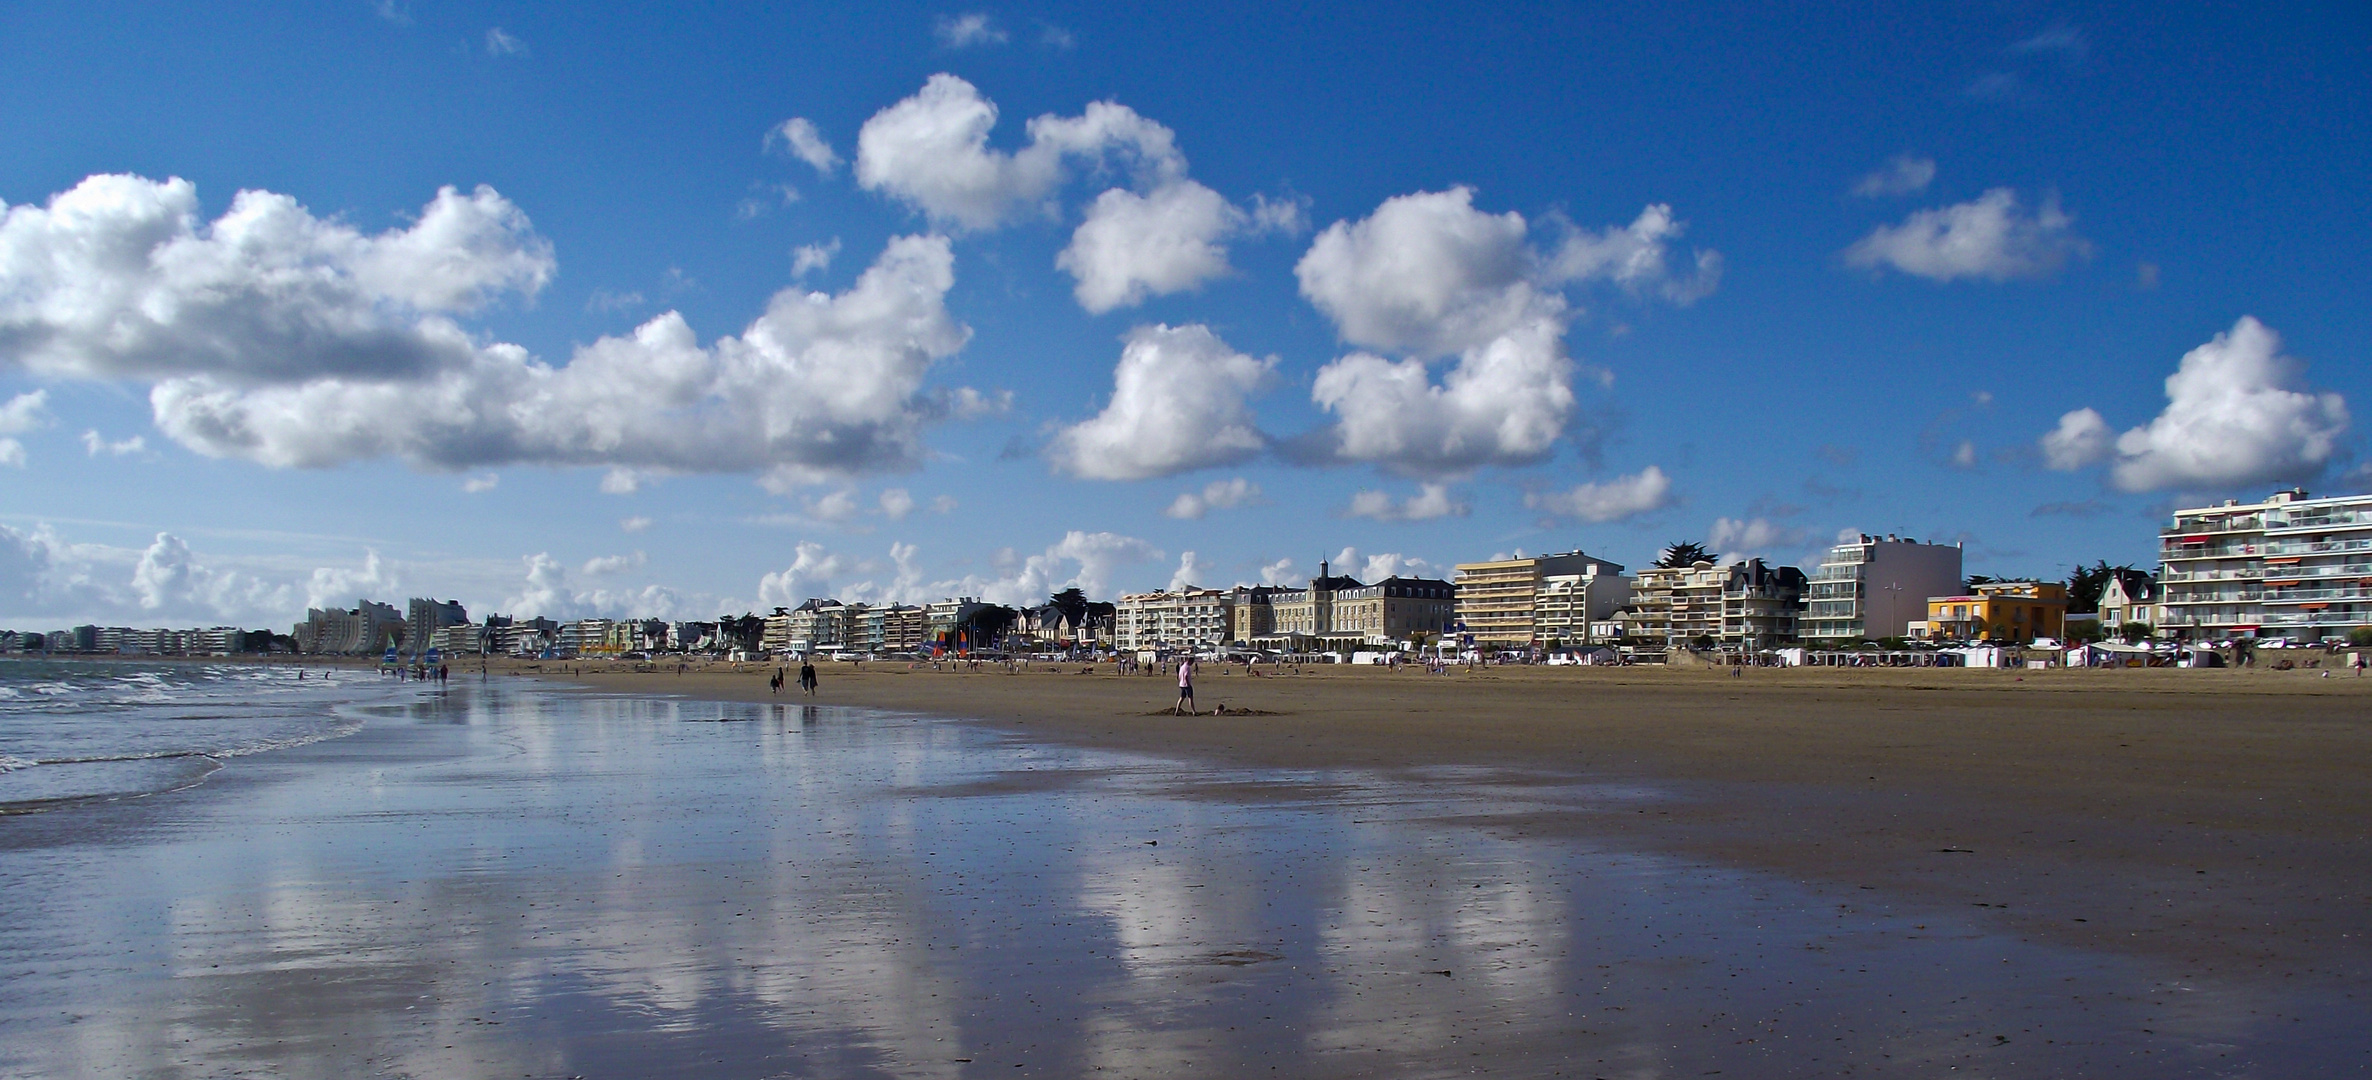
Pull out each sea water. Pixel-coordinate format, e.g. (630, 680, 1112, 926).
(0, 658, 382, 813)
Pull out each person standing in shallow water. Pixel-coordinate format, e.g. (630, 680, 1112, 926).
(1173, 654, 1196, 716)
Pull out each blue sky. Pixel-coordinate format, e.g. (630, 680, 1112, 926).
(2, 1, 2366, 628)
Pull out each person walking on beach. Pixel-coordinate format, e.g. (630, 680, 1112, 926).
(769, 668, 782, 695)
(799, 658, 817, 696)
(1173, 655, 1197, 716)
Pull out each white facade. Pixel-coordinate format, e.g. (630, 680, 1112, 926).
(1803, 534, 1963, 641)
(1114, 589, 1232, 651)
(1534, 563, 1631, 645)
(2159, 488, 2372, 642)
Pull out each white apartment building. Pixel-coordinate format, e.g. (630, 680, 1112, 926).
(1535, 561, 1632, 646)
(1803, 534, 1963, 641)
(2158, 488, 2372, 642)
(1114, 588, 1233, 651)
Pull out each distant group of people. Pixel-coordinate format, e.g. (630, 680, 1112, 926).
(769, 659, 817, 696)
(383, 662, 447, 684)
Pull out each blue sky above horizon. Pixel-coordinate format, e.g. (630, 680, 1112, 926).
(2, 1, 2366, 628)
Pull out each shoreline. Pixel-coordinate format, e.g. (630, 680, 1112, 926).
(535, 659, 2372, 990)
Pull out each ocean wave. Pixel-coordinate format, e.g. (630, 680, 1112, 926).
(0, 754, 35, 773)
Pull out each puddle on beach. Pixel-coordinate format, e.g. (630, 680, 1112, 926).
(0, 683, 2354, 1078)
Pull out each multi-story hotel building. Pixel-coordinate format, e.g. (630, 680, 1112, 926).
(1225, 586, 1282, 644)
(1255, 565, 1454, 649)
(1803, 534, 1963, 641)
(2158, 488, 2372, 642)
(1453, 550, 1627, 647)
(1114, 588, 1234, 651)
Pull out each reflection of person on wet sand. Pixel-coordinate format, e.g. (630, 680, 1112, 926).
(1173, 655, 1197, 716)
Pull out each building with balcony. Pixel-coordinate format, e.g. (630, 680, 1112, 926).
(1922, 581, 2069, 643)
(2158, 488, 2372, 642)
(1115, 588, 1233, 651)
(1535, 560, 1633, 647)
(407, 598, 467, 657)
(1721, 559, 1809, 647)
(1453, 551, 1628, 648)
(1624, 558, 1805, 648)
(294, 600, 405, 655)
(1802, 534, 1963, 641)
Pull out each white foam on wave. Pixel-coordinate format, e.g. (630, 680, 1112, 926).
(0, 754, 36, 773)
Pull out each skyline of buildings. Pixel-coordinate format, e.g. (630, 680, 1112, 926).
(13, 486, 2367, 657)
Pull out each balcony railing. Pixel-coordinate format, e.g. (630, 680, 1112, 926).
(2263, 538, 2372, 556)
(2162, 517, 2264, 535)
(2159, 568, 2264, 582)
(2261, 562, 2372, 580)
(2266, 510, 2372, 531)
(2160, 544, 2261, 560)
(2261, 610, 2369, 626)
(2163, 591, 2263, 604)
(2264, 588, 2372, 603)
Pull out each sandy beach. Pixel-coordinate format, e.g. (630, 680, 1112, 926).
(555, 659, 2372, 990)
(6, 658, 2367, 1077)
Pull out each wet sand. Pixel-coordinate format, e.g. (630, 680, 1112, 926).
(4, 661, 2366, 1077)
(560, 660, 2372, 993)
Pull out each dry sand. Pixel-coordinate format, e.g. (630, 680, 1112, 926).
(537, 658, 2372, 991)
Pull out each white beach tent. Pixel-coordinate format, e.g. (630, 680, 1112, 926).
(2066, 642, 2156, 667)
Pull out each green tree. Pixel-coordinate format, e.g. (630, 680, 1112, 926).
(1048, 587, 1088, 628)
(2065, 561, 2125, 615)
(2121, 621, 2154, 644)
(2348, 625, 2372, 647)
(1657, 542, 1710, 569)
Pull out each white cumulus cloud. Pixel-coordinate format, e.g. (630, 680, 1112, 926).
(1166, 550, 1216, 592)
(581, 551, 647, 576)
(2041, 317, 2349, 492)
(1526, 466, 1675, 522)
(2040, 407, 2113, 471)
(1059, 180, 1240, 313)
(1164, 477, 1259, 519)
(0, 175, 552, 383)
(879, 488, 917, 520)
(1047, 324, 1273, 480)
(1309, 320, 1575, 476)
(767, 118, 842, 174)
(508, 551, 696, 621)
(2, 175, 980, 486)
(1851, 155, 1937, 197)
(1707, 516, 1807, 562)
(0, 390, 48, 466)
(1296, 189, 1714, 476)
(791, 238, 840, 277)
(933, 12, 1007, 49)
(754, 531, 1161, 610)
(1845, 188, 2090, 282)
(1343, 484, 1468, 522)
(855, 74, 1181, 232)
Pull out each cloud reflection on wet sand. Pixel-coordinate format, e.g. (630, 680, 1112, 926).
(0, 683, 2355, 1078)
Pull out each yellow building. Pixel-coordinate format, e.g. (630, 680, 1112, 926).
(1925, 581, 2068, 643)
